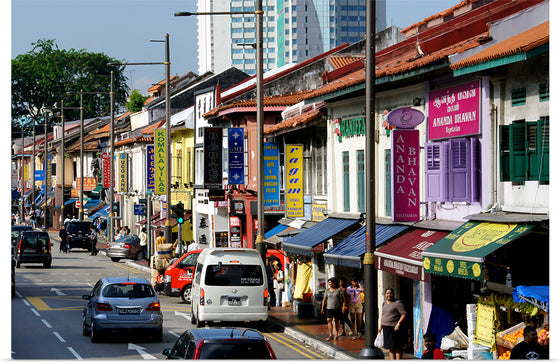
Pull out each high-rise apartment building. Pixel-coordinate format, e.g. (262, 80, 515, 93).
(197, 0, 386, 75)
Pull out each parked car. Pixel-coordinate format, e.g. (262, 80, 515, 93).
(106, 235, 142, 262)
(65, 220, 92, 250)
(11, 255, 16, 297)
(81, 277, 163, 343)
(162, 327, 276, 359)
(14, 230, 53, 268)
(163, 249, 203, 303)
(11, 225, 33, 255)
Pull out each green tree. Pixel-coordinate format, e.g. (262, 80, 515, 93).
(11, 39, 129, 137)
(125, 89, 147, 113)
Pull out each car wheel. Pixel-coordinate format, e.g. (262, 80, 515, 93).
(90, 322, 101, 343)
(152, 327, 163, 342)
(191, 306, 197, 325)
(135, 251, 143, 261)
(180, 285, 192, 304)
(16, 261, 21, 269)
(110, 257, 120, 262)
(43, 262, 51, 268)
(82, 319, 90, 336)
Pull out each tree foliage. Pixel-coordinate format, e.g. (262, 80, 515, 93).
(11, 39, 129, 137)
(125, 89, 147, 113)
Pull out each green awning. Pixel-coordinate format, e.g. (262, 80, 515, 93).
(422, 221, 534, 281)
(91, 185, 104, 195)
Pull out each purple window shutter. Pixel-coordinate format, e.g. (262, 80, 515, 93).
(425, 142, 447, 202)
(470, 138, 481, 203)
(449, 139, 471, 202)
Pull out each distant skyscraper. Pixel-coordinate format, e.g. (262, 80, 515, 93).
(197, 0, 386, 75)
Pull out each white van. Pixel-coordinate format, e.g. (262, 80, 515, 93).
(191, 248, 268, 327)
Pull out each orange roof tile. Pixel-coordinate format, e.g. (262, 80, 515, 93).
(402, 0, 480, 34)
(140, 120, 166, 135)
(115, 137, 135, 147)
(329, 55, 364, 69)
(147, 76, 179, 93)
(265, 108, 326, 135)
(450, 21, 549, 70)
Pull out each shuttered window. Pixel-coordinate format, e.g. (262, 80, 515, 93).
(343, 151, 350, 212)
(511, 88, 526, 107)
(357, 150, 365, 213)
(425, 137, 479, 203)
(385, 149, 391, 216)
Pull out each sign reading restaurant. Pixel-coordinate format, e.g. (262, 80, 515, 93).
(428, 80, 481, 140)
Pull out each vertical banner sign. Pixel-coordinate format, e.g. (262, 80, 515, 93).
(154, 129, 167, 195)
(45, 154, 53, 192)
(118, 153, 128, 193)
(392, 129, 420, 222)
(428, 80, 481, 140)
(146, 145, 155, 191)
(204, 127, 223, 189)
(475, 301, 496, 349)
(285, 144, 304, 217)
(229, 216, 241, 248)
(228, 127, 244, 185)
(101, 152, 111, 188)
(264, 142, 280, 207)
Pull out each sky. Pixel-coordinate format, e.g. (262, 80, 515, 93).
(11, 0, 461, 94)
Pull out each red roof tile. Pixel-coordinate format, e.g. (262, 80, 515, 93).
(329, 55, 364, 69)
(450, 21, 549, 70)
(402, 0, 481, 34)
(264, 108, 326, 135)
(140, 120, 166, 136)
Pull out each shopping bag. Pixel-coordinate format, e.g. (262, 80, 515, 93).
(374, 331, 384, 348)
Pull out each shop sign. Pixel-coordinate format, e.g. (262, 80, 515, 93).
(208, 189, 225, 201)
(228, 127, 245, 185)
(391, 129, 420, 222)
(76, 177, 97, 191)
(229, 216, 241, 247)
(118, 153, 128, 193)
(45, 154, 53, 192)
(264, 142, 280, 207)
(387, 108, 424, 129)
(475, 301, 496, 349)
(232, 200, 245, 215)
(378, 256, 422, 281)
(102, 152, 111, 188)
(204, 127, 223, 189)
(154, 129, 167, 195)
(146, 145, 155, 190)
(311, 242, 323, 252)
(71, 189, 79, 198)
(339, 117, 365, 137)
(428, 80, 481, 140)
(286, 144, 304, 217)
(311, 204, 328, 222)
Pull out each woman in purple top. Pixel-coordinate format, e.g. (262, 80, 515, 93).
(346, 277, 364, 339)
(379, 287, 407, 359)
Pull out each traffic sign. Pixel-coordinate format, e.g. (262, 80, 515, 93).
(134, 204, 146, 216)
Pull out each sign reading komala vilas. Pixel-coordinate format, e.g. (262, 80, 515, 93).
(428, 80, 480, 140)
(392, 129, 420, 222)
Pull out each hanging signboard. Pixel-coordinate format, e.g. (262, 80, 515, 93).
(154, 129, 167, 195)
(392, 129, 420, 222)
(285, 144, 304, 217)
(76, 177, 97, 191)
(204, 127, 223, 189)
(146, 145, 155, 191)
(228, 127, 244, 185)
(118, 153, 128, 193)
(101, 152, 111, 188)
(264, 142, 280, 207)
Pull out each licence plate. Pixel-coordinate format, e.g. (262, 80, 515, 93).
(118, 308, 141, 315)
(228, 297, 241, 306)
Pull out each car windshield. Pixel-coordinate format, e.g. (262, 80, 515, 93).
(103, 283, 155, 298)
(12, 227, 32, 238)
(66, 222, 91, 233)
(21, 233, 49, 250)
(198, 341, 272, 359)
(204, 265, 263, 286)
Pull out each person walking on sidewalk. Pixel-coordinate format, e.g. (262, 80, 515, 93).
(90, 226, 98, 256)
(58, 224, 68, 253)
(338, 277, 352, 337)
(139, 227, 148, 260)
(379, 287, 407, 359)
(347, 277, 364, 339)
(321, 277, 346, 341)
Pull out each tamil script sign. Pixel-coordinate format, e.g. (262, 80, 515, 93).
(147, 145, 155, 191)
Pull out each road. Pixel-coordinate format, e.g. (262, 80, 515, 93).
(12, 245, 328, 360)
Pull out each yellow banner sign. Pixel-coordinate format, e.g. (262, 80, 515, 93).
(154, 129, 167, 195)
(76, 177, 97, 191)
(286, 144, 304, 217)
(475, 301, 496, 349)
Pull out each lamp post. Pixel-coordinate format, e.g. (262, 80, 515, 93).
(108, 34, 172, 244)
(175, 1, 265, 260)
(43, 110, 49, 228)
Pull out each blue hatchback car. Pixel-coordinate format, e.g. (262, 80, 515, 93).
(82, 277, 163, 342)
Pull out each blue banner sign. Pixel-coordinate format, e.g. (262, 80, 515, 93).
(264, 142, 280, 207)
(228, 127, 245, 185)
(147, 145, 155, 191)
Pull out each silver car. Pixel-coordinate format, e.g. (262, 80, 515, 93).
(106, 235, 142, 262)
(82, 277, 163, 342)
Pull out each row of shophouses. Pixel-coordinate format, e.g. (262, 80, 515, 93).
(13, 0, 549, 355)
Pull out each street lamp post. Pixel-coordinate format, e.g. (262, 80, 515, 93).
(43, 110, 49, 228)
(174, 1, 265, 259)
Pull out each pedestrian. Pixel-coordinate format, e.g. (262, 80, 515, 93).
(338, 277, 352, 337)
(139, 227, 148, 260)
(115, 226, 122, 240)
(321, 277, 346, 341)
(510, 325, 548, 359)
(421, 332, 445, 359)
(90, 226, 98, 255)
(30, 210, 36, 229)
(99, 219, 107, 238)
(156, 230, 166, 248)
(265, 257, 276, 307)
(379, 287, 407, 359)
(347, 277, 364, 339)
(187, 239, 201, 252)
(58, 224, 68, 253)
(274, 261, 284, 307)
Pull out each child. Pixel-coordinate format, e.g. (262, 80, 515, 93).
(421, 332, 445, 359)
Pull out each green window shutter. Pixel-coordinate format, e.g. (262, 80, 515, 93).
(539, 82, 549, 102)
(511, 88, 526, 107)
(343, 151, 350, 212)
(526, 121, 538, 180)
(509, 122, 527, 182)
(500, 125, 511, 181)
(537, 117, 550, 181)
(385, 149, 391, 216)
(357, 150, 365, 213)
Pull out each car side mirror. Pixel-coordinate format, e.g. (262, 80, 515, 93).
(82, 295, 91, 300)
(162, 348, 171, 357)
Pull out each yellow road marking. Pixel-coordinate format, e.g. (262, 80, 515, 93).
(264, 332, 327, 359)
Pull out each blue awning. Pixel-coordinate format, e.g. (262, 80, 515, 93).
(264, 224, 290, 239)
(83, 199, 103, 211)
(88, 204, 110, 220)
(323, 224, 410, 268)
(35, 192, 44, 205)
(513, 285, 549, 312)
(54, 198, 77, 209)
(282, 217, 359, 256)
(22, 190, 33, 199)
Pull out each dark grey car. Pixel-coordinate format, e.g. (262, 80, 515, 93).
(66, 220, 93, 250)
(106, 235, 142, 262)
(14, 230, 53, 268)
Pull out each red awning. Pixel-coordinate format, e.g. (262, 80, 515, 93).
(136, 212, 160, 226)
(374, 228, 449, 281)
(152, 216, 178, 228)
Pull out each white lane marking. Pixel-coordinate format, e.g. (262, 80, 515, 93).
(51, 288, 67, 296)
(30, 308, 40, 317)
(53, 332, 66, 343)
(174, 311, 191, 320)
(22, 298, 31, 306)
(41, 319, 52, 328)
(67, 347, 83, 360)
(169, 331, 180, 338)
(16, 292, 23, 298)
(128, 343, 157, 359)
